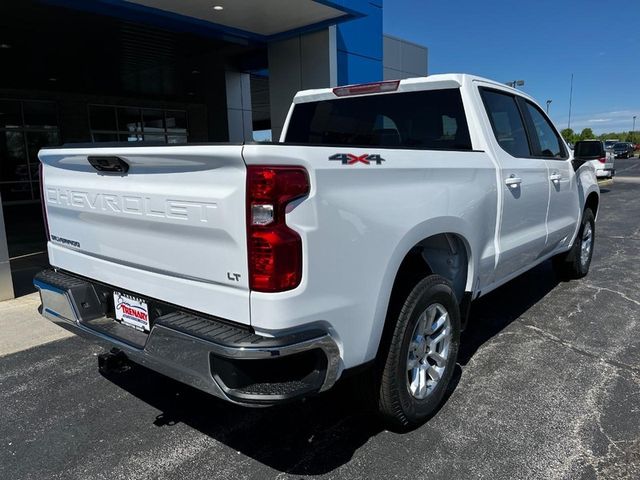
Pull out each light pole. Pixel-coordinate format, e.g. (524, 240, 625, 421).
(633, 115, 637, 133)
(546, 99, 552, 114)
(568, 73, 574, 129)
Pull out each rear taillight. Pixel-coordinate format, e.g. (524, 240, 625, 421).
(597, 157, 607, 164)
(246, 166, 309, 292)
(39, 162, 50, 241)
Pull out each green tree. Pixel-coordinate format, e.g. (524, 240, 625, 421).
(579, 128, 595, 140)
(560, 128, 576, 143)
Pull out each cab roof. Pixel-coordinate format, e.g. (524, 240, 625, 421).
(292, 73, 537, 104)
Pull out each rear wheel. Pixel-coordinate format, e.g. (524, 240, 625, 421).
(377, 274, 460, 428)
(553, 208, 595, 279)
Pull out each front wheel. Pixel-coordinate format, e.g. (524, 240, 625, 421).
(553, 208, 595, 279)
(377, 274, 461, 428)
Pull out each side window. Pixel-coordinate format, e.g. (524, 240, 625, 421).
(481, 89, 531, 157)
(524, 102, 566, 159)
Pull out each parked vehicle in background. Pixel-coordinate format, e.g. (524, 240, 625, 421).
(625, 142, 636, 156)
(34, 74, 600, 428)
(604, 140, 618, 152)
(613, 142, 631, 158)
(573, 140, 615, 178)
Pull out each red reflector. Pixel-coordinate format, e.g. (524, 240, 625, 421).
(597, 157, 606, 164)
(249, 229, 303, 292)
(246, 166, 309, 292)
(333, 80, 400, 97)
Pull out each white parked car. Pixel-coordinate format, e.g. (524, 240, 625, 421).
(573, 140, 615, 178)
(35, 74, 599, 427)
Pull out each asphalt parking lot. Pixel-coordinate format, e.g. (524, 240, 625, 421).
(1, 158, 639, 480)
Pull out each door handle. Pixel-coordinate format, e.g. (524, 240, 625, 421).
(505, 175, 522, 188)
(549, 173, 562, 183)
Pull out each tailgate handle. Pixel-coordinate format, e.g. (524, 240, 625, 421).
(88, 156, 129, 174)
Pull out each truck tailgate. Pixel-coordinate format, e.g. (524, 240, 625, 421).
(39, 145, 250, 325)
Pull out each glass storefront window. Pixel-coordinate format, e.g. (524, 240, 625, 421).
(89, 105, 117, 131)
(92, 132, 118, 143)
(142, 109, 164, 133)
(166, 110, 187, 131)
(167, 135, 187, 144)
(0, 100, 59, 204)
(117, 107, 142, 133)
(27, 131, 59, 179)
(23, 101, 58, 129)
(90, 105, 188, 144)
(0, 100, 23, 129)
(0, 131, 28, 183)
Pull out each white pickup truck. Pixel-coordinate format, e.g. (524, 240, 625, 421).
(35, 74, 599, 427)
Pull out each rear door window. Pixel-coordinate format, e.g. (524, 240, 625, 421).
(285, 89, 472, 150)
(480, 89, 531, 158)
(523, 101, 567, 159)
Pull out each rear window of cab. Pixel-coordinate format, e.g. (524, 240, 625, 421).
(285, 88, 472, 151)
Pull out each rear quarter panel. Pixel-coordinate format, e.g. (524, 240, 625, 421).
(242, 144, 498, 368)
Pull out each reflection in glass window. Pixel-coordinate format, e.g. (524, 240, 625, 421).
(118, 107, 142, 133)
(286, 89, 472, 150)
(166, 110, 187, 131)
(89, 105, 117, 131)
(481, 90, 531, 158)
(142, 109, 164, 133)
(89, 105, 188, 144)
(27, 131, 59, 179)
(0, 131, 28, 183)
(0, 99, 60, 203)
(92, 132, 118, 143)
(0, 100, 23, 129)
(167, 135, 187, 144)
(143, 134, 165, 143)
(23, 102, 57, 129)
(525, 102, 565, 158)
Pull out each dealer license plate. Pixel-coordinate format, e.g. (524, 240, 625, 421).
(113, 291, 150, 332)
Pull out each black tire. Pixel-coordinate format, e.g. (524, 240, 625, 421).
(377, 274, 461, 429)
(553, 208, 595, 280)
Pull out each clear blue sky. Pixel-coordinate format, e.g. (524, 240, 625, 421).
(384, 0, 640, 134)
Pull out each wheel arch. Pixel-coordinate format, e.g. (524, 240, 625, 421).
(368, 218, 476, 362)
(585, 191, 599, 217)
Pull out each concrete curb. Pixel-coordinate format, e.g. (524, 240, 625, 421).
(0, 292, 72, 357)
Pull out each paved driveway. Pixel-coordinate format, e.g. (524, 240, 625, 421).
(1, 159, 639, 479)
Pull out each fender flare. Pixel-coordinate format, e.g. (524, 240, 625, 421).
(364, 216, 476, 361)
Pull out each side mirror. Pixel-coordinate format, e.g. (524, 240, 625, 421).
(571, 158, 586, 171)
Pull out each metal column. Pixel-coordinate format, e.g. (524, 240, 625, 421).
(0, 193, 15, 301)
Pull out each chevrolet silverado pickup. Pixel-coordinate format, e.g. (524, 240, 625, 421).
(35, 74, 600, 427)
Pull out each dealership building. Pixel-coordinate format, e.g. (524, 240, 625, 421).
(0, 0, 427, 299)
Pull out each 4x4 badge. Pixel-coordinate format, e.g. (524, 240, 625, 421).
(329, 153, 385, 165)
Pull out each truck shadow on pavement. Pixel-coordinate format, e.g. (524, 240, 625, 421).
(100, 260, 560, 475)
(459, 260, 559, 365)
(101, 360, 384, 474)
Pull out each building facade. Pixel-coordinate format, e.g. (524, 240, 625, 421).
(0, 0, 428, 299)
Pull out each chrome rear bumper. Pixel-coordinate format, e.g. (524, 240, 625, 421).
(34, 269, 341, 406)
